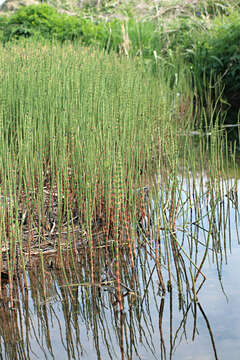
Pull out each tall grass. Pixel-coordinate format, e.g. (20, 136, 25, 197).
(0, 39, 237, 306)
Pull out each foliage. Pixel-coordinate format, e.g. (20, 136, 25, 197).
(1, 2, 240, 119)
(199, 12, 240, 95)
(182, 10, 240, 114)
(0, 40, 200, 270)
(1, 4, 205, 60)
(1, 4, 152, 52)
(2, 5, 84, 41)
(0, 5, 165, 58)
(195, 0, 233, 17)
(0, 16, 7, 41)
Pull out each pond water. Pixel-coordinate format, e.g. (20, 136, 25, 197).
(0, 175, 239, 360)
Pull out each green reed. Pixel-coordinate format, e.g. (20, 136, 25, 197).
(0, 39, 238, 308)
(0, 130, 238, 358)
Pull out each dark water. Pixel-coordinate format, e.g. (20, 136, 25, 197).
(0, 177, 240, 360)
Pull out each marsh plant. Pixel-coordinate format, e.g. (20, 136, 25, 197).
(0, 40, 238, 308)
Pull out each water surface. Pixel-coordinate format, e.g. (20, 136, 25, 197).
(0, 176, 240, 360)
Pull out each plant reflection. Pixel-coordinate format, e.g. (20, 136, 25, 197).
(0, 247, 220, 360)
(0, 176, 238, 360)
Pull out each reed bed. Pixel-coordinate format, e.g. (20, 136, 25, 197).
(0, 40, 238, 309)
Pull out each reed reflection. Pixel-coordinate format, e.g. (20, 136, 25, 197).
(0, 247, 219, 360)
(0, 176, 238, 360)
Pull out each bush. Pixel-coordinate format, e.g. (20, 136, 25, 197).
(3, 5, 84, 42)
(1, 5, 166, 57)
(2, 5, 127, 49)
(191, 11, 240, 112)
(0, 4, 208, 62)
(0, 16, 7, 41)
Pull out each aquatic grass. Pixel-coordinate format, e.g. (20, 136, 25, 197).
(0, 39, 239, 309)
(1, 41, 175, 263)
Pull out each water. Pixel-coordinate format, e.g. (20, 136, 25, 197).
(0, 176, 240, 360)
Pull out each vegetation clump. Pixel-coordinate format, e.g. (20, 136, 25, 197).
(0, 0, 239, 303)
(1, 2, 240, 116)
(192, 12, 240, 114)
(2, 4, 85, 41)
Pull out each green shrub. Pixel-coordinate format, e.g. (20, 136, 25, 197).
(190, 11, 240, 113)
(0, 4, 207, 62)
(0, 16, 8, 41)
(0, 17, 5, 41)
(204, 13, 240, 94)
(3, 5, 84, 42)
(1, 5, 165, 57)
(0, 16, 7, 29)
(2, 5, 124, 48)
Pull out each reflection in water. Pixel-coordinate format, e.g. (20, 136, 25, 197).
(0, 176, 239, 360)
(0, 255, 218, 360)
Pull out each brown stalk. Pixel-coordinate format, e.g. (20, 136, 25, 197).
(155, 232, 166, 294)
(159, 297, 166, 358)
(124, 210, 134, 270)
(89, 210, 95, 288)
